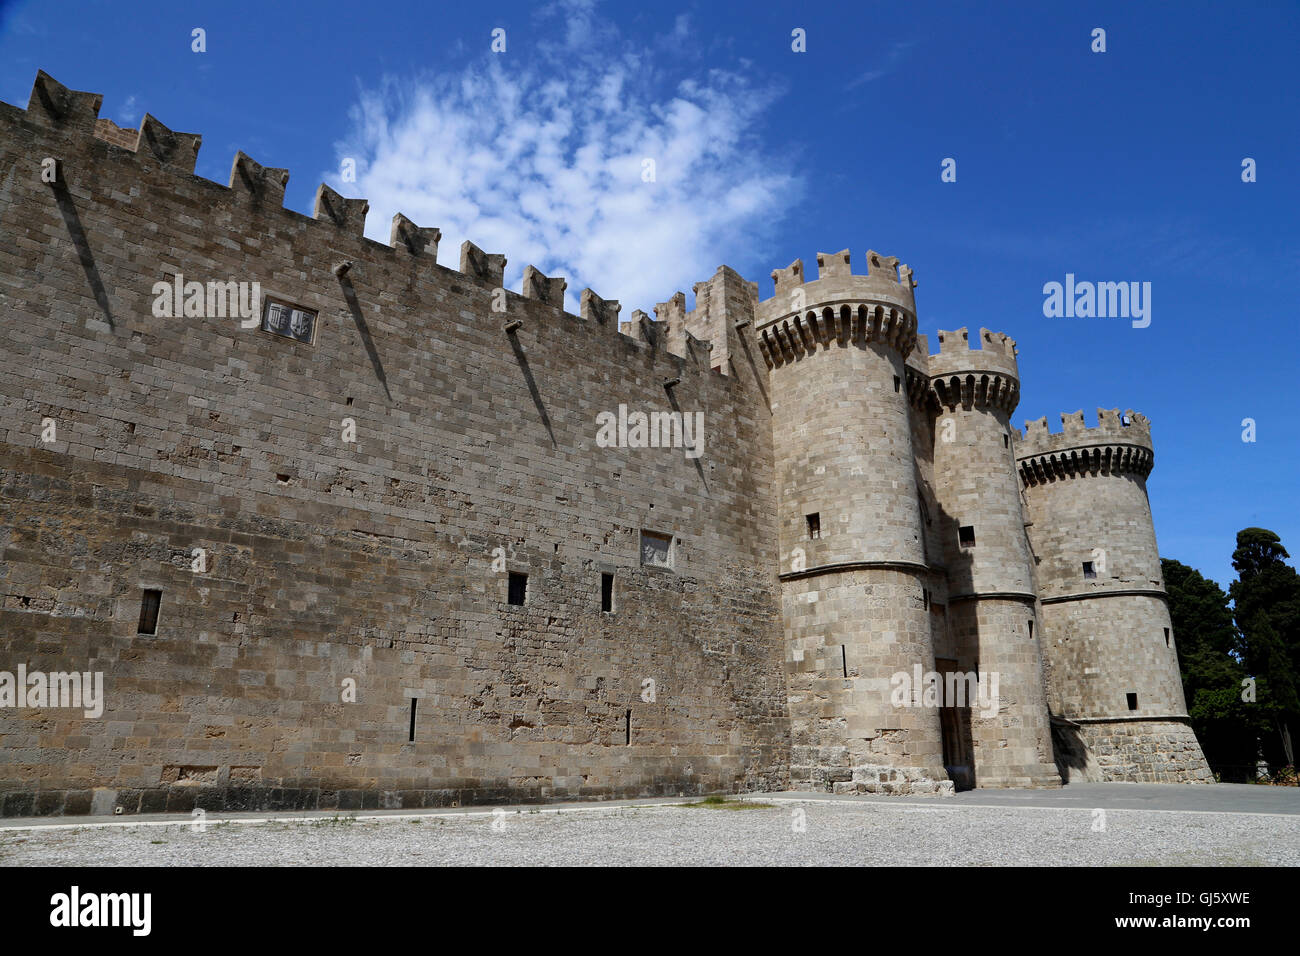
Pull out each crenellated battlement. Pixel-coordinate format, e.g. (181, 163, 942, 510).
(753, 249, 918, 368)
(926, 327, 1021, 414)
(1014, 409, 1154, 484)
(10, 71, 742, 384)
(756, 248, 917, 329)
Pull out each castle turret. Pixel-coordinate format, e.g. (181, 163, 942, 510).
(1015, 410, 1212, 782)
(756, 250, 950, 794)
(925, 329, 1060, 788)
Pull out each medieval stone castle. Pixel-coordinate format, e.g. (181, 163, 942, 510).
(0, 72, 1210, 817)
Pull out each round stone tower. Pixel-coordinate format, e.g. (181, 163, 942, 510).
(1014, 410, 1212, 782)
(925, 329, 1060, 789)
(755, 249, 949, 794)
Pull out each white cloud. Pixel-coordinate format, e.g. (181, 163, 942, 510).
(118, 94, 139, 125)
(330, 13, 800, 315)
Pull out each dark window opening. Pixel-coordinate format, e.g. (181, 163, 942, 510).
(408, 698, 418, 741)
(1164, 628, 1170, 647)
(841, 644, 848, 678)
(508, 572, 528, 606)
(923, 588, 930, 610)
(1003, 433, 1009, 448)
(893, 375, 901, 393)
(958, 525, 975, 548)
(1083, 561, 1097, 579)
(1126, 692, 1138, 711)
(601, 573, 614, 613)
(624, 709, 632, 745)
(137, 589, 162, 635)
(806, 513, 821, 540)
(1028, 620, 1035, 640)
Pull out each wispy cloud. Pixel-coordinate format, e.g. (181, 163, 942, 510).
(330, 4, 801, 314)
(118, 95, 139, 125)
(845, 41, 915, 89)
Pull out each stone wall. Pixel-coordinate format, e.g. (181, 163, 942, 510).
(0, 76, 790, 816)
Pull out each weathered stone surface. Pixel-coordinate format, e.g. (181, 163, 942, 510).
(0, 72, 1209, 817)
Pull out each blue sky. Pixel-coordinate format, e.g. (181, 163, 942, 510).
(2, 0, 1296, 590)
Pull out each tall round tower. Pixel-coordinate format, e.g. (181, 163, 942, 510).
(1015, 410, 1212, 782)
(755, 249, 949, 794)
(926, 328, 1061, 788)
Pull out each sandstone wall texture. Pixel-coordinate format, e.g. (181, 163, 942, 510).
(0, 74, 789, 816)
(0, 73, 1212, 816)
(1016, 410, 1211, 783)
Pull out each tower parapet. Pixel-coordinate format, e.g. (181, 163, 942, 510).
(1016, 409, 1153, 485)
(754, 250, 918, 368)
(927, 328, 1020, 414)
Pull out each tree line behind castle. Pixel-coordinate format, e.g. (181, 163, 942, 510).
(1166, 527, 1300, 783)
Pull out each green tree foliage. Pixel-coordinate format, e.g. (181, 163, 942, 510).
(1229, 528, 1300, 770)
(1163, 558, 1260, 779)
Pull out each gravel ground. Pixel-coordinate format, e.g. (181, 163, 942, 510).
(2, 799, 1297, 866)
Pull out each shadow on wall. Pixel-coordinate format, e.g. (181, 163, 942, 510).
(1050, 717, 1103, 783)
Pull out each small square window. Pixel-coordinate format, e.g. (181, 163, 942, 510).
(1126, 692, 1138, 711)
(601, 573, 614, 613)
(640, 530, 673, 569)
(958, 526, 975, 548)
(806, 513, 821, 540)
(137, 588, 162, 635)
(1083, 561, 1097, 579)
(507, 572, 528, 606)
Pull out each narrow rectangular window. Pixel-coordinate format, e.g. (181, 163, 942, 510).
(959, 525, 975, 548)
(137, 589, 162, 634)
(841, 645, 848, 678)
(922, 588, 930, 611)
(893, 375, 901, 393)
(1126, 692, 1138, 711)
(508, 572, 528, 606)
(409, 698, 418, 741)
(601, 572, 614, 613)
(806, 513, 821, 540)
(625, 709, 632, 745)
(1083, 561, 1097, 579)
(1028, 620, 1035, 640)
(1164, 628, 1170, 647)
(1003, 433, 1009, 448)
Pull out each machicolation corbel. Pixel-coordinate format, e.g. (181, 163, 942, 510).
(389, 213, 440, 258)
(136, 113, 201, 173)
(230, 151, 289, 206)
(314, 183, 369, 235)
(28, 71, 102, 134)
(522, 265, 566, 307)
(460, 241, 506, 287)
